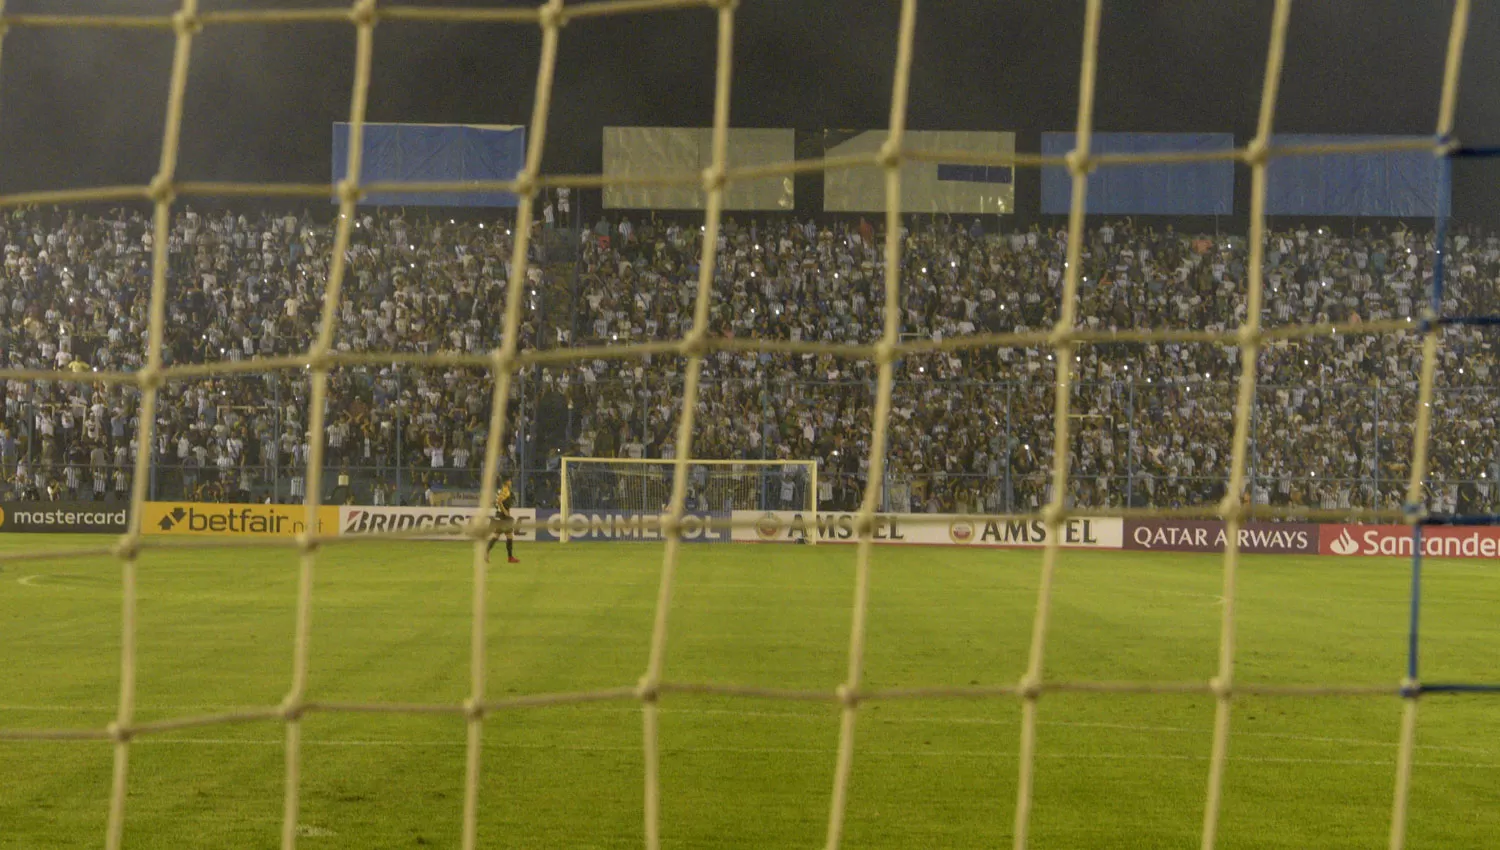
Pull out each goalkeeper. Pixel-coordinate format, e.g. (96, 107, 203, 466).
(486, 479, 520, 564)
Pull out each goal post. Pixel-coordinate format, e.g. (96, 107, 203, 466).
(559, 457, 818, 544)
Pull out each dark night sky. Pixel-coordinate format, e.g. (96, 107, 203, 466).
(2, 1, 1498, 219)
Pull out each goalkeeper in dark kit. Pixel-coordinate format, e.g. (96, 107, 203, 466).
(487, 480, 519, 564)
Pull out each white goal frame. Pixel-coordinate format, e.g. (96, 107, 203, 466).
(559, 456, 818, 544)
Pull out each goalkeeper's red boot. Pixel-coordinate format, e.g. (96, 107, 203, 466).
(507, 557, 520, 564)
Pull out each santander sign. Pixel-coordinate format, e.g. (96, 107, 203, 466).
(1329, 529, 1360, 555)
(1319, 524, 1500, 559)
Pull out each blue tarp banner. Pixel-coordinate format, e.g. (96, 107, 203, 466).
(1042, 132, 1234, 215)
(1266, 135, 1449, 217)
(331, 123, 525, 207)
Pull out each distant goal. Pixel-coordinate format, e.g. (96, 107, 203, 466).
(559, 457, 818, 544)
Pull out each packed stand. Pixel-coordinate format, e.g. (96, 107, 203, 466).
(0, 205, 555, 505)
(3, 203, 1499, 515)
(559, 214, 1500, 515)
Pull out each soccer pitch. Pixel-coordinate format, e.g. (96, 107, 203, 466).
(2, 536, 1496, 849)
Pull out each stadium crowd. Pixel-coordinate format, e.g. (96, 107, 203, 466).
(0, 205, 537, 505)
(2, 202, 1498, 515)
(557, 213, 1500, 514)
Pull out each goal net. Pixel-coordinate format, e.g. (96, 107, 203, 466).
(560, 457, 817, 528)
(0, 1, 1490, 850)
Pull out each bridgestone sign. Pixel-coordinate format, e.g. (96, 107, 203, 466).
(338, 506, 535, 541)
(0, 501, 129, 534)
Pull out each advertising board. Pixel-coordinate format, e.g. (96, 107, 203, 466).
(534, 510, 730, 543)
(1123, 520, 1319, 554)
(0, 502, 129, 534)
(338, 505, 536, 541)
(116, 503, 1500, 561)
(142, 502, 340, 537)
(1320, 524, 1500, 559)
(733, 511, 1123, 548)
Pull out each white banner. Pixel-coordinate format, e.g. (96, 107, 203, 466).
(338, 505, 536, 541)
(823, 130, 1016, 214)
(732, 511, 1122, 549)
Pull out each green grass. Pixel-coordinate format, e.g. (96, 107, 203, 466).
(1, 535, 1497, 849)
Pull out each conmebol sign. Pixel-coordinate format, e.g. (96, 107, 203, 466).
(1123, 520, 1318, 554)
(533, 510, 730, 543)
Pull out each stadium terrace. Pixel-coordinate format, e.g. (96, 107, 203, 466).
(4, 208, 1499, 520)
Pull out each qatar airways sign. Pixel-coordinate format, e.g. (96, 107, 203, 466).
(1320, 524, 1500, 559)
(1124, 520, 1319, 554)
